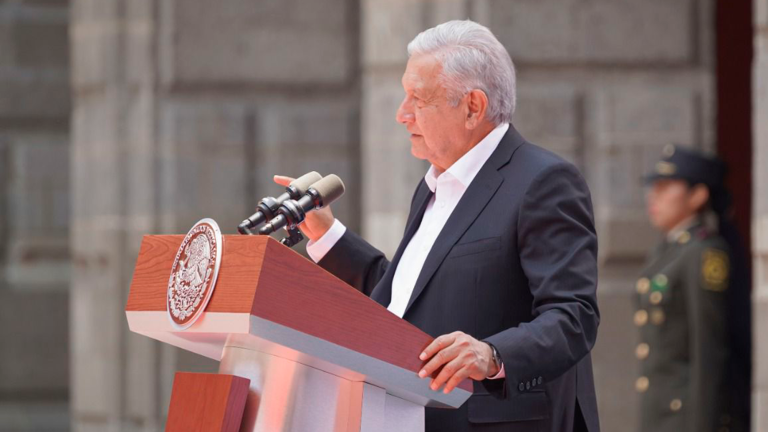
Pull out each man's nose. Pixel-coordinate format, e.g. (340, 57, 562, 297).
(396, 98, 414, 124)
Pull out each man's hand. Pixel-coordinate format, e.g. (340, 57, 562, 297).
(418, 331, 499, 394)
(273, 175, 335, 241)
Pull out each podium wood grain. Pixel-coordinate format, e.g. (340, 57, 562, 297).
(127, 235, 471, 393)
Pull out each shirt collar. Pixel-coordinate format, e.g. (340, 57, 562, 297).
(424, 123, 510, 193)
(666, 216, 700, 243)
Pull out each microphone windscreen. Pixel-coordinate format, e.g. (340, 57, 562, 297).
(311, 174, 345, 206)
(289, 171, 323, 194)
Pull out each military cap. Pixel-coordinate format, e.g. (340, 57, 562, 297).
(643, 144, 726, 188)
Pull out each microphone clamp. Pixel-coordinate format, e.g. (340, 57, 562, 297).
(258, 188, 324, 235)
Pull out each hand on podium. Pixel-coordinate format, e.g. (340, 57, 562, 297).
(273, 175, 336, 241)
(417, 331, 500, 394)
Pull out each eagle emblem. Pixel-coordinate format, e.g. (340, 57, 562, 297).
(167, 219, 222, 329)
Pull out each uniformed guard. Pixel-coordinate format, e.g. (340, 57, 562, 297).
(635, 144, 750, 432)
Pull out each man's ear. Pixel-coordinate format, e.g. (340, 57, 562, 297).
(465, 89, 489, 129)
(689, 184, 711, 213)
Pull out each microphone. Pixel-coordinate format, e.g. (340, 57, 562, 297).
(237, 171, 322, 234)
(258, 174, 345, 235)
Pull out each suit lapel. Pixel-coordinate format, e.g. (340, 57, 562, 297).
(403, 181, 434, 241)
(403, 127, 524, 316)
(370, 181, 433, 307)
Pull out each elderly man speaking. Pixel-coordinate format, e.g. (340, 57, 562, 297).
(275, 20, 600, 432)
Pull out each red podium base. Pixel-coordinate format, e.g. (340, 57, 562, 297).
(166, 372, 250, 432)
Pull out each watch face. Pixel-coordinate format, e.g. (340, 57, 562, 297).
(489, 344, 501, 366)
(488, 345, 502, 377)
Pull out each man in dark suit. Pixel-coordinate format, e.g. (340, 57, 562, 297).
(275, 20, 600, 432)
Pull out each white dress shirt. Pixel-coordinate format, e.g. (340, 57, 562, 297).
(307, 123, 511, 377)
(307, 122, 509, 316)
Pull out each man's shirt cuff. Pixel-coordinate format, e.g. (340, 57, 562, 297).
(305, 219, 346, 263)
(488, 363, 505, 380)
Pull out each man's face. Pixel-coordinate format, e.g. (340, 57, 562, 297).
(645, 179, 700, 232)
(396, 54, 469, 172)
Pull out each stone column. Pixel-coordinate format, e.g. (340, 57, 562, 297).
(0, 0, 71, 429)
(752, 0, 768, 429)
(70, 1, 166, 429)
(70, 0, 360, 429)
(361, 0, 426, 254)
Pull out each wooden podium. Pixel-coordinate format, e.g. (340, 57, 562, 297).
(126, 235, 472, 432)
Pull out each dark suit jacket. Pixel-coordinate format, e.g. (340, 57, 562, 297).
(318, 126, 600, 432)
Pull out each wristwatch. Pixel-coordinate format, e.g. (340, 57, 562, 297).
(487, 343, 502, 375)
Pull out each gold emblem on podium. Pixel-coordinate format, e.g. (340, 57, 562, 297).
(167, 218, 223, 330)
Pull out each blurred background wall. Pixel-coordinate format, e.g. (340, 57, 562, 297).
(0, 0, 70, 428)
(0, 0, 764, 431)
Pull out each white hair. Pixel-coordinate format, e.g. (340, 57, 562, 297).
(407, 20, 516, 125)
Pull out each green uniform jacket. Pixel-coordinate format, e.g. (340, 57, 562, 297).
(634, 221, 732, 432)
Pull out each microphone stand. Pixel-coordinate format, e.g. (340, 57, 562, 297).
(280, 227, 304, 247)
(240, 221, 304, 247)
(238, 226, 254, 235)
(238, 217, 303, 248)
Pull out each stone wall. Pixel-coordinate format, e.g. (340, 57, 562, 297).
(0, 0, 70, 429)
(69, 0, 360, 429)
(0, 0, 741, 430)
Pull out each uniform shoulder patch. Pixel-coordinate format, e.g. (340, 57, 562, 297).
(701, 248, 729, 291)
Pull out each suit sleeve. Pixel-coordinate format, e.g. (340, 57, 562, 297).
(315, 179, 427, 297)
(684, 242, 729, 431)
(316, 229, 390, 296)
(484, 162, 600, 396)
